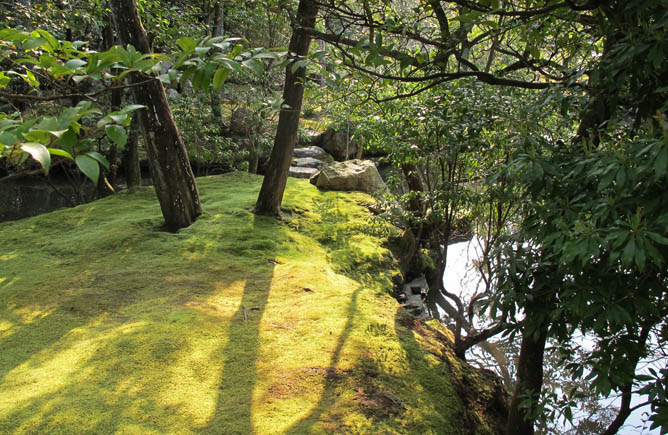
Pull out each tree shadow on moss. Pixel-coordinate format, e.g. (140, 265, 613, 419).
(394, 312, 507, 434)
(202, 213, 277, 434)
(283, 287, 361, 434)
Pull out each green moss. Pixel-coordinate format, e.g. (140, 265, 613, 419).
(0, 172, 499, 434)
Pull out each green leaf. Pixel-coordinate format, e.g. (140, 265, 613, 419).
(254, 52, 281, 60)
(191, 68, 204, 91)
(0, 131, 18, 146)
(231, 44, 244, 58)
(647, 232, 668, 245)
(212, 66, 231, 91)
(654, 148, 668, 176)
(115, 46, 133, 66)
(21, 142, 51, 174)
(47, 147, 73, 159)
(36, 29, 58, 51)
(105, 125, 127, 147)
(119, 104, 145, 114)
(0, 72, 10, 88)
(58, 129, 77, 152)
(0, 28, 26, 42)
(622, 238, 635, 266)
(108, 114, 129, 124)
(290, 59, 309, 74)
(195, 46, 211, 57)
(57, 107, 82, 129)
(180, 67, 196, 88)
(86, 151, 110, 170)
(177, 37, 197, 52)
(64, 59, 87, 70)
(75, 154, 100, 184)
(243, 58, 265, 75)
(24, 129, 52, 143)
(21, 37, 47, 50)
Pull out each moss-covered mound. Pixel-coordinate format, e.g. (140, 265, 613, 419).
(0, 173, 503, 434)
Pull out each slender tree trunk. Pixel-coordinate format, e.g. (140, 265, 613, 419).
(255, 0, 318, 215)
(248, 148, 259, 174)
(210, 1, 225, 125)
(110, 0, 201, 231)
(213, 1, 225, 38)
(506, 324, 547, 435)
(602, 324, 651, 435)
(122, 116, 142, 190)
(103, 15, 121, 191)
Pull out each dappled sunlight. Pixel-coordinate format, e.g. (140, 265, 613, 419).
(0, 252, 18, 262)
(0, 320, 146, 421)
(158, 280, 246, 427)
(0, 276, 20, 289)
(183, 280, 247, 319)
(0, 320, 12, 335)
(10, 304, 54, 326)
(73, 205, 96, 228)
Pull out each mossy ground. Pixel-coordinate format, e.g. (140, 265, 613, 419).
(0, 173, 497, 434)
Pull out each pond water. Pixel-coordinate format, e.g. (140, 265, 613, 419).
(443, 237, 660, 434)
(0, 177, 94, 222)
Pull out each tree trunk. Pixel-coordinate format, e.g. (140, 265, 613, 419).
(212, 1, 225, 38)
(110, 0, 202, 232)
(506, 320, 548, 435)
(104, 16, 121, 191)
(122, 116, 142, 190)
(254, 0, 318, 215)
(246, 138, 259, 174)
(210, 1, 225, 125)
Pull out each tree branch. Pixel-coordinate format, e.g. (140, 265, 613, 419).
(0, 78, 156, 102)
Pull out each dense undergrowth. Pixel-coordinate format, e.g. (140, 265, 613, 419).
(0, 173, 504, 434)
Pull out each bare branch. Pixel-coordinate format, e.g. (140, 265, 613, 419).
(0, 78, 156, 103)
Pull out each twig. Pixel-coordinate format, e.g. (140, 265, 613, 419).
(266, 322, 295, 331)
(0, 77, 156, 102)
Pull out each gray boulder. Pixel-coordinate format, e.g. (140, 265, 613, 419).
(229, 107, 254, 137)
(293, 146, 334, 162)
(165, 88, 180, 101)
(400, 276, 429, 319)
(313, 128, 358, 161)
(309, 159, 387, 193)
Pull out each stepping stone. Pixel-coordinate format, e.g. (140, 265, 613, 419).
(292, 157, 324, 169)
(288, 166, 319, 179)
(293, 146, 334, 162)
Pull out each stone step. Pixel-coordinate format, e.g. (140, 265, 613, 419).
(288, 166, 319, 179)
(292, 157, 324, 169)
(293, 146, 334, 162)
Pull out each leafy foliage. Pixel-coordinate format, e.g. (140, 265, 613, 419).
(0, 26, 272, 183)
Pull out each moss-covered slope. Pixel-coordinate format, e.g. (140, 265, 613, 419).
(0, 173, 502, 434)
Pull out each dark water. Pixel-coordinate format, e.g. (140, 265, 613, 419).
(0, 177, 96, 223)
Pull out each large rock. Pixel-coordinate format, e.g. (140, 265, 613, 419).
(398, 276, 429, 320)
(293, 146, 334, 162)
(309, 160, 387, 193)
(313, 127, 358, 161)
(229, 107, 254, 137)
